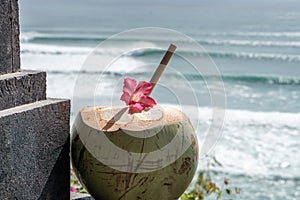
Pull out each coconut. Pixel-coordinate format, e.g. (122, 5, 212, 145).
(71, 105, 198, 200)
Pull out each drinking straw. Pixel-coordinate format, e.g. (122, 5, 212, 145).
(149, 44, 177, 94)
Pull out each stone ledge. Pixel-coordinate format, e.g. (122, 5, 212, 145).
(0, 70, 46, 111)
(0, 98, 70, 199)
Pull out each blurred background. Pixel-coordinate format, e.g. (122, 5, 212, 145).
(20, 0, 300, 199)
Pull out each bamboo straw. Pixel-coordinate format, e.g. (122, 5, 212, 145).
(149, 44, 177, 94)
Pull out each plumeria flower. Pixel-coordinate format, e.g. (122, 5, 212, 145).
(120, 78, 157, 112)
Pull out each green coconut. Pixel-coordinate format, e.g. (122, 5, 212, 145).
(71, 105, 198, 200)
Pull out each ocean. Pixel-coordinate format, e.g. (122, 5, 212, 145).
(19, 0, 300, 199)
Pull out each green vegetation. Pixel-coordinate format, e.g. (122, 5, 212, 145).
(70, 169, 87, 194)
(181, 171, 240, 200)
(181, 156, 240, 200)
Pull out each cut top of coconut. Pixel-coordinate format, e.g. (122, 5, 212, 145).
(80, 105, 186, 132)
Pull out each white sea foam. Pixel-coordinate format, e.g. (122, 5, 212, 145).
(21, 43, 92, 55)
(210, 51, 300, 62)
(21, 43, 147, 73)
(21, 31, 42, 42)
(200, 39, 300, 48)
(163, 104, 300, 179)
(196, 31, 300, 38)
(164, 104, 300, 129)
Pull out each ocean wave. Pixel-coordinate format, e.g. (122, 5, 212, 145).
(173, 104, 300, 128)
(130, 48, 300, 62)
(21, 31, 300, 48)
(22, 46, 300, 63)
(21, 31, 178, 44)
(193, 31, 300, 38)
(44, 68, 300, 86)
(221, 74, 300, 85)
(21, 44, 300, 85)
(21, 30, 300, 42)
(183, 105, 300, 182)
(232, 31, 300, 38)
(187, 74, 300, 85)
(21, 32, 300, 63)
(21, 31, 108, 43)
(199, 39, 300, 48)
(21, 43, 92, 55)
(46, 69, 147, 77)
(208, 51, 300, 62)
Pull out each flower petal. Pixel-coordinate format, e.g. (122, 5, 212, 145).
(139, 95, 157, 108)
(129, 102, 144, 112)
(134, 81, 153, 96)
(120, 78, 156, 111)
(120, 92, 131, 105)
(123, 78, 136, 95)
(121, 78, 137, 105)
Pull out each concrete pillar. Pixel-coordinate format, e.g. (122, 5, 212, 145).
(0, 0, 70, 199)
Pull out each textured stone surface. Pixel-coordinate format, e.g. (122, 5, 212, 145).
(0, 99, 70, 200)
(0, 70, 46, 111)
(0, 0, 20, 74)
(1, 1, 71, 199)
(40, 135, 70, 199)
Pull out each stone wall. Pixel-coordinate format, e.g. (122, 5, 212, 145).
(0, 0, 71, 199)
(0, 0, 20, 74)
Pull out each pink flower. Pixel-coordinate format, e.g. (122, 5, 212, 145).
(120, 78, 157, 112)
(70, 186, 78, 193)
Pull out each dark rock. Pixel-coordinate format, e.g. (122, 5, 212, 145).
(0, 70, 46, 111)
(0, 99, 70, 200)
(39, 135, 70, 200)
(0, 0, 20, 75)
(0, 1, 71, 199)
